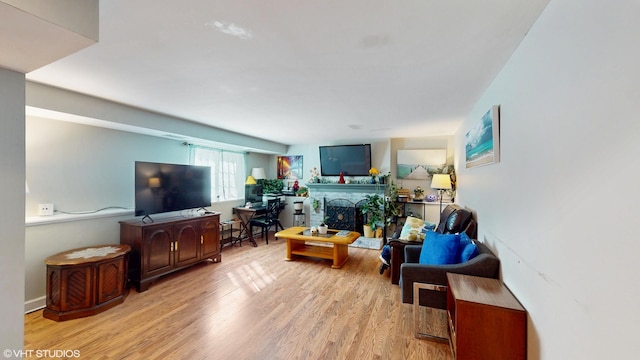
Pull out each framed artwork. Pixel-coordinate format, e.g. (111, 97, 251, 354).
(466, 105, 500, 168)
(277, 155, 303, 179)
(397, 149, 447, 179)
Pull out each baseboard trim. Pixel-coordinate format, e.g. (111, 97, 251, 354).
(25, 296, 46, 314)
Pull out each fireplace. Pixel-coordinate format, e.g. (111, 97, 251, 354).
(307, 183, 385, 249)
(324, 198, 371, 232)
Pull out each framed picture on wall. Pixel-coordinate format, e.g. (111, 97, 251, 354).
(397, 149, 447, 179)
(465, 105, 500, 168)
(277, 155, 303, 179)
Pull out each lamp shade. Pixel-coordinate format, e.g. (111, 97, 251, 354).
(251, 168, 266, 180)
(245, 175, 257, 185)
(430, 174, 452, 190)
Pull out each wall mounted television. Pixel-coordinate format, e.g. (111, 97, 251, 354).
(134, 161, 211, 217)
(319, 144, 372, 176)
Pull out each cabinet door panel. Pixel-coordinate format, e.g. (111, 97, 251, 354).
(60, 266, 93, 311)
(174, 220, 200, 267)
(96, 258, 125, 304)
(201, 218, 220, 258)
(142, 226, 173, 278)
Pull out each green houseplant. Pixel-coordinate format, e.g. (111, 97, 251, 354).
(318, 216, 329, 234)
(361, 194, 384, 238)
(259, 179, 284, 194)
(384, 181, 401, 233)
(413, 186, 425, 200)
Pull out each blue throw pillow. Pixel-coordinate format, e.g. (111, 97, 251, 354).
(458, 232, 479, 263)
(419, 231, 460, 265)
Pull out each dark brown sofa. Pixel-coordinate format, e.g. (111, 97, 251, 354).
(400, 239, 500, 306)
(387, 204, 476, 284)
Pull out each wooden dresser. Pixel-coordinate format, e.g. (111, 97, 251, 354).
(446, 273, 527, 359)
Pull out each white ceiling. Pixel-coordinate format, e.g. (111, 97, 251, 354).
(24, 0, 549, 146)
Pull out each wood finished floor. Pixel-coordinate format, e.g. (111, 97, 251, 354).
(25, 234, 452, 360)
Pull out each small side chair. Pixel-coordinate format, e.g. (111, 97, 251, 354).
(250, 198, 284, 244)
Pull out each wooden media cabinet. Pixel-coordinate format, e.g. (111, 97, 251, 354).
(120, 213, 220, 292)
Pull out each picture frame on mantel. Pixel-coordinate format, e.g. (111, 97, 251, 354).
(465, 105, 500, 168)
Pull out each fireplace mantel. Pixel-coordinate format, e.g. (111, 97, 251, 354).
(307, 183, 386, 194)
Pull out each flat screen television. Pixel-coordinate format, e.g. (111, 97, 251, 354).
(134, 161, 211, 216)
(319, 144, 372, 176)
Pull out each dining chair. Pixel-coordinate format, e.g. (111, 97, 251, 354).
(249, 198, 283, 244)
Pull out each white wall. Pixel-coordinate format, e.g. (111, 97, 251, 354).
(24, 117, 242, 309)
(26, 116, 189, 217)
(455, 1, 640, 359)
(0, 68, 25, 351)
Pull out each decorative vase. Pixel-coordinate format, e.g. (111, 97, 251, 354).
(370, 177, 376, 184)
(338, 172, 345, 184)
(318, 225, 328, 235)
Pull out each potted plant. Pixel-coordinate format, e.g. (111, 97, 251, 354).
(318, 216, 329, 234)
(309, 167, 321, 183)
(369, 167, 380, 184)
(413, 186, 425, 201)
(259, 179, 284, 194)
(384, 181, 401, 233)
(361, 194, 383, 238)
(379, 171, 390, 184)
(295, 186, 308, 197)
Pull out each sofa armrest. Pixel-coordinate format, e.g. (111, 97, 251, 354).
(400, 263, 451, 307)
(400, 253, 501, 306)
(387, 240, 422, 285)
(404, 244, 422, 263)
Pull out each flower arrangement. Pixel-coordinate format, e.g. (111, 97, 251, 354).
(309, 166, 321, 183)
(369, 167, 380, 184)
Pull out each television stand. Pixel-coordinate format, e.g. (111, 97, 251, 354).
(120, 213, 221, 291)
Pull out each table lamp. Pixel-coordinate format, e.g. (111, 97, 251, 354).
(251, 168, 266, 180)
(430, 174, 452, 220)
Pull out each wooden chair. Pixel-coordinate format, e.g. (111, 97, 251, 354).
(249, 199, 284, 244)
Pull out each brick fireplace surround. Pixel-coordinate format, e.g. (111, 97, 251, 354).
(307, 183, 385, 249)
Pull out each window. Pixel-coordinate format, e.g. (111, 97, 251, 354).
(189, 145, 245, 202)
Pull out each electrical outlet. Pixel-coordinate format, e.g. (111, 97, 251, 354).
(38, 203, 54, 216)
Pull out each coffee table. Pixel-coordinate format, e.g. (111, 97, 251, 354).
(275, 226, 360, 268)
